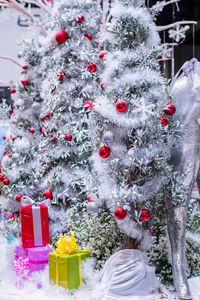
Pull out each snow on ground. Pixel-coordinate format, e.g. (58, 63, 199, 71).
(0, 235, 199, 300)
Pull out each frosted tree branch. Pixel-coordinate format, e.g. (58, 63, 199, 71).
(0, 80, 10, 86)
(157, 21, 197, 31)
(22, 0, 53, 14)
(153, 0, 180, 11)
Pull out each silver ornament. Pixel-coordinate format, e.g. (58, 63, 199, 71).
(103, 131, 115, 143)
(87, 202, 99, 214)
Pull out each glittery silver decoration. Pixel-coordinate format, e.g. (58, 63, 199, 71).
(169, 59, 200, 299)
(103, 131, 115, 143)
(87, 202, 99, 214)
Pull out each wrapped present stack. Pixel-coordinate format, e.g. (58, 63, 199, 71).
(14, 196, 51, 278)
(49, 232, 90, 290)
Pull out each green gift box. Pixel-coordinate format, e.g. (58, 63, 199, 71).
(49, 249, 90, 289)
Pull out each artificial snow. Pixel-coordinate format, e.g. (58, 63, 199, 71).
(0, 235, 199, 300)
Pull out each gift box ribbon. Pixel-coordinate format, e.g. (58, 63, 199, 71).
(21, 196, 50, 247)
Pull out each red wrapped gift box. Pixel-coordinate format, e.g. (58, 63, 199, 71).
(20, 205, 49, 248)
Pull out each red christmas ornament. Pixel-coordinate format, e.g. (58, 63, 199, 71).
(52, 135, 58, 142)
(55, 30, 69, 44)
(21, 79, 29, 85)
(76, 14, 84, 23)
(10, 88, 16, 94)
(16, 194, 22, 202)
(22, 65, 28, 70)
(99, 146, 111, 158)
(158, 116, 169, 127)
(41, 116, 46, 122)
(139, 209, 151, 221)
(0, 175, 5, 181)
(58, 72, 66, 81)
(3, 178, 10, 185)
(29, 128, 35, 134)
(164, 103, 176, 115)
(116, 100, 128, 112)
(83, 100, 94, 113)
(99, 50, 108, 59)
(64, 134, 72, 141)
(85, 34, 92, 40)
(44, 189, 53, 199)
(87, 195, 92, 202)
(114, 207, 127, 220)
(12, 136, 17, 141)
(88, 62, 97, 72)
(3, 136, 6, 140)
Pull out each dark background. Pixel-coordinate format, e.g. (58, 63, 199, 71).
(150, 0, 200, 73)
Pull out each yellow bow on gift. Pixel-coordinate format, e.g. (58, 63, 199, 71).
(54, 231, 78, 255)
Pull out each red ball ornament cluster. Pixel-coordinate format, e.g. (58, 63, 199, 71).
(164, 103, 176, 115)
(44, 189, 53, 199)
(55, 30, 69, 44)
(76, 14, 84, 23)
(99, 50, 108, 59)
(99, 146, 111, 158)
(139, 209, 151, 221)
(116, 99, 128, 112)
(158, 116, 169, 127)
(88, 63, 97, 72)
(114, 207, 127, 220)
(64, 134, 72, 141)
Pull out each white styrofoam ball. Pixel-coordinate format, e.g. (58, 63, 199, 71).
(87, 202, 99, 214)
(103, 131, 115, 143)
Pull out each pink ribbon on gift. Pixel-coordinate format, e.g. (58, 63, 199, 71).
(21, 196, 50, 247)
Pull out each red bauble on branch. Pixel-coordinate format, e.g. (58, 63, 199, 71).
(99, 50, 108, 59)
(88, 63, 97, 72)
(64, 134, 72, 141)
(83, 100, 94, 113)
(41, 116, 46, 122)
(158, 116, 169, 127)
(22, 65, 28, 70)
(116, 100, 128, 112)
(21, 79, 29, 85)
(139, 209, 151, 221)
(52, 135, 58, 142)
(3, 178, 10, 185)
(163, 103, 176, 115)
(44, 189, 53, 199)
(76, 14, 84, 23)
(10, 88, 16, 94)
(55, 30, 69, 44)
(0, 175, 5, 181)
(41, 128, 46, 137)
(99, 146, 111, 158)
(12, 136, 17, 141)
(29, 128, 35, 134)
(114, 207, 127, 220)
(85, 34, 92, 40)
(16, 194, 22, 202)
(101, 82, 106, 90)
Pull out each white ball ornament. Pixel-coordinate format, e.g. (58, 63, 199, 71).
(103, 131, 115, 143)
(87, 202, 99, 214)
(128, 148, 136, 157)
